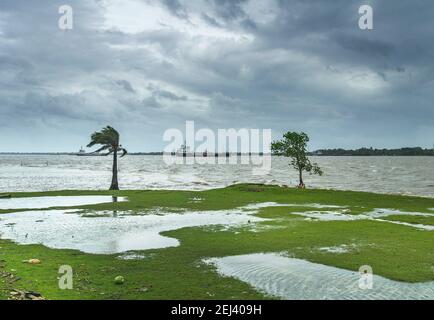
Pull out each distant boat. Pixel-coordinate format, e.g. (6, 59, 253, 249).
(175, 142, 192, 157)
(77, 147, 86, 156)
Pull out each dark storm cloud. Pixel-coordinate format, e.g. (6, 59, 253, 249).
(209, 0, 248, 21)
(205, 0, 256, 30)
(155, 90, 188, 101)
(161, 0, 188, 19)
(333, 34, 395, 57)
(201, 13, 222, 28)
(116, 80, 136, 93)
(147, 84, 188, 101)
(1, 0, 434, 152)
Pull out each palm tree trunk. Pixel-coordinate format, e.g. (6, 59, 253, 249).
(110, 149, 119, 190)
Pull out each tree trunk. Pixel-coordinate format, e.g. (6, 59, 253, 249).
(298, 168, 305, 189)
(110, 149, 119, 190)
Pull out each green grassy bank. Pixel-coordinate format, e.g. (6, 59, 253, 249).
(0, 184, 433, 300)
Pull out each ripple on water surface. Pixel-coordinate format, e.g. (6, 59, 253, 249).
(205, 253, 434, 300)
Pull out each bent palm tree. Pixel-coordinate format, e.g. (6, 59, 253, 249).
(87, 126, 127, 190)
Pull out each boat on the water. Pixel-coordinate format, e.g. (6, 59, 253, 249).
(175, 142, 194, 157)
(76, 147, 87, 156)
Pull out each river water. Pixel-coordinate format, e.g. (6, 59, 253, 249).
(0, 155, 433, 197)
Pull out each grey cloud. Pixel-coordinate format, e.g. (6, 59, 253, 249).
(157, 90, 188, 101)
(116, 80, 135, 93)
(1, 0, 434, 151)
(155, 89, 188, 101)
(210, 0, 249, 21)
(333, 34, 395, 57)
(147, 84, 188, 101)
(142, 96, 163, 109)
(201, 13, 222, 28)
(161, 0, 189, 19)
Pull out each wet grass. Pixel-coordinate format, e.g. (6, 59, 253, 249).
(0, 184, 433, 300)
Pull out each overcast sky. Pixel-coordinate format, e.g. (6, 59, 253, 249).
(0, 0, 433, 152)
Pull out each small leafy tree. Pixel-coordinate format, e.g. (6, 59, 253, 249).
(87, 126, 127, 190)
(271, 131, 323, 188)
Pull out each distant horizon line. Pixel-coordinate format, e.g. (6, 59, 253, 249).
(1, 146, 434, 156)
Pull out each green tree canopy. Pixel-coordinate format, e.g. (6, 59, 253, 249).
(271, 131, 323, 188)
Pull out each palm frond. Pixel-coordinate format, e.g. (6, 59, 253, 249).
(87, 126, 119, 147)
(92, 145, 111, 154)
(86, 126, 126, 158)
(118, 148, 128, 158)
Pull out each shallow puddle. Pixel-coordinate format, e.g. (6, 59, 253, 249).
(367, 208, 434, 218)
(373, 219, 434, 231)
(0, 196, 127, 210)
(117, 252, 149, 260)
(205, 253, 434, 300)
(241, 203, 434, 230)
(0, 202, 432, 255)
(288, 207, 434, 230)
(294, 210, 361, 221)
(317, 244, 356, 254)
(241, 202, 348, 211)
(0, 208, 265, 254)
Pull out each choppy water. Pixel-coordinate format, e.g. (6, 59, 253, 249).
(206, 253, 434, 300)
(1, 155, 434, 197)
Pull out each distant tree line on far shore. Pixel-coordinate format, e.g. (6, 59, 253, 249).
(310, 147, 434, 156)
